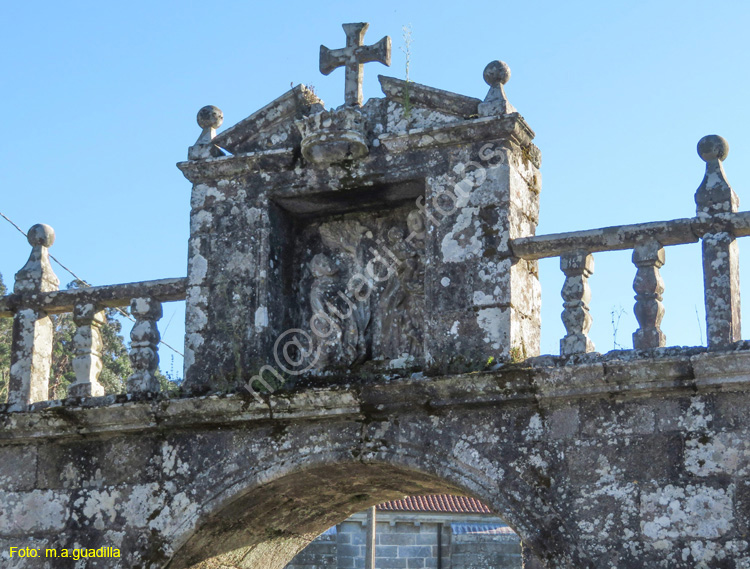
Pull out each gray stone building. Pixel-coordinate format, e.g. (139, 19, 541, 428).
(284, 495, 523, 569)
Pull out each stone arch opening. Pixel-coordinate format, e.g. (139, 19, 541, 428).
(165, 460, 539, 569)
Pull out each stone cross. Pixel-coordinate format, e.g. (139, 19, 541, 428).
(320, 23, 391, 107)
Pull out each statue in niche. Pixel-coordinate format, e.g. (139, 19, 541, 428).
(309, 253, 343, 369)
(310, 220, 371, 369)
(380, 210, 426, 360)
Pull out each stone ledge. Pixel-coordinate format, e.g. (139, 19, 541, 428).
(1, 349, 749, 441)
(177, 147, 297, 183)
(377, 114, 535, 155)
(178, 114, 536, 185)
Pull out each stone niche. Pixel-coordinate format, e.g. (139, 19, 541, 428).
(178, 69, 542, 394)
(290, 199, 427, 367)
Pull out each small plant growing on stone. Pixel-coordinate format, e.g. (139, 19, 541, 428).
(610, 305, 626, 350)
(301, 84, 319, 105)
(509, 346, 523, 363)
(290, 82, 320, 106)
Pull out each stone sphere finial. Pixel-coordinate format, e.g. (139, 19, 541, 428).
(27, 224, 55, 248)
(483, 60, 511, 87)
(697, 135, 729, 162)
(197, 105, 223, 130)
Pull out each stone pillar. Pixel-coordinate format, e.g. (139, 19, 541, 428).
(424, 141, 542, 369)
(695, 135, 740, 349)
(182, 180, 275, 393)
(127, 297, 162, 394)
(423, 63, 542, 371)
(68, 303, 106, 398)
(8, 224, 59, 411)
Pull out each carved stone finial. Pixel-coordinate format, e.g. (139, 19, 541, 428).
(478, 60, 516, 117)
(197, 105, 223, 133)
(695, 134, 738, 216)
(27, 223, 55, 248)
(188, 105, 224, 160)
(697, 134, 729, 163)
(320, 22, 391, 107)
(14, 224, 60, 294)
(483, 60, 511, 87)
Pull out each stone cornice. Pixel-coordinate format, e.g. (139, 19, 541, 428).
(177, 114, 536, 185)
(177, 147, 297, 184)
(2, 349, 749, 442)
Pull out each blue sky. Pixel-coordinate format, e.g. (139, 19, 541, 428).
(2, 1, 750, 373)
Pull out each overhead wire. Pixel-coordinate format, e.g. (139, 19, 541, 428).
(0, 211, 184, 357)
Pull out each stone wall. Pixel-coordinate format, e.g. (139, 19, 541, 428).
(284, 516, 523, 569)
(451, 533, 521, 568)
(2, 351, 750, 568)
(284, 531, 336, 569)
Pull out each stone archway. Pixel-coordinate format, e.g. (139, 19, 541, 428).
(166, 460, 542, 569)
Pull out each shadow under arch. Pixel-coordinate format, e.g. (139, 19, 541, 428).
(164, 451, 547, 569)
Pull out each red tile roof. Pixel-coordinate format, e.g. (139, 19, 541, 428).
(377, 495, 492, 514)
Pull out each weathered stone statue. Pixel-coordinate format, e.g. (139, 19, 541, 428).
(402, 211, 426, 358)
(318, 221, 371, 367)
(380, 212, 426, 361)
(309, 253, 343, 369)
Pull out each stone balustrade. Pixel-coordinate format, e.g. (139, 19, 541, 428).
(1, 135, 747, 410)
(511, 134, 743, 355)
(0, 224, 186, 411)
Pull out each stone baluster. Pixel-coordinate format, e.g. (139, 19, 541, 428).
(7, 224, 60, 411)
(68, 303, 106, 398)
(632, 240, 666, 349)
(695, 135, 741, 349)
(127, 297, 162, 394)
(560, 250, 595, 355)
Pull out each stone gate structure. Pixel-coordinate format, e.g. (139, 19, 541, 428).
(1, 22, 750, 569)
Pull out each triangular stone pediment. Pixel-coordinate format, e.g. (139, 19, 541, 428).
(212, 84, 324, 155)
(377, 75, 481, 119)
(208, 77, 485, 158)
